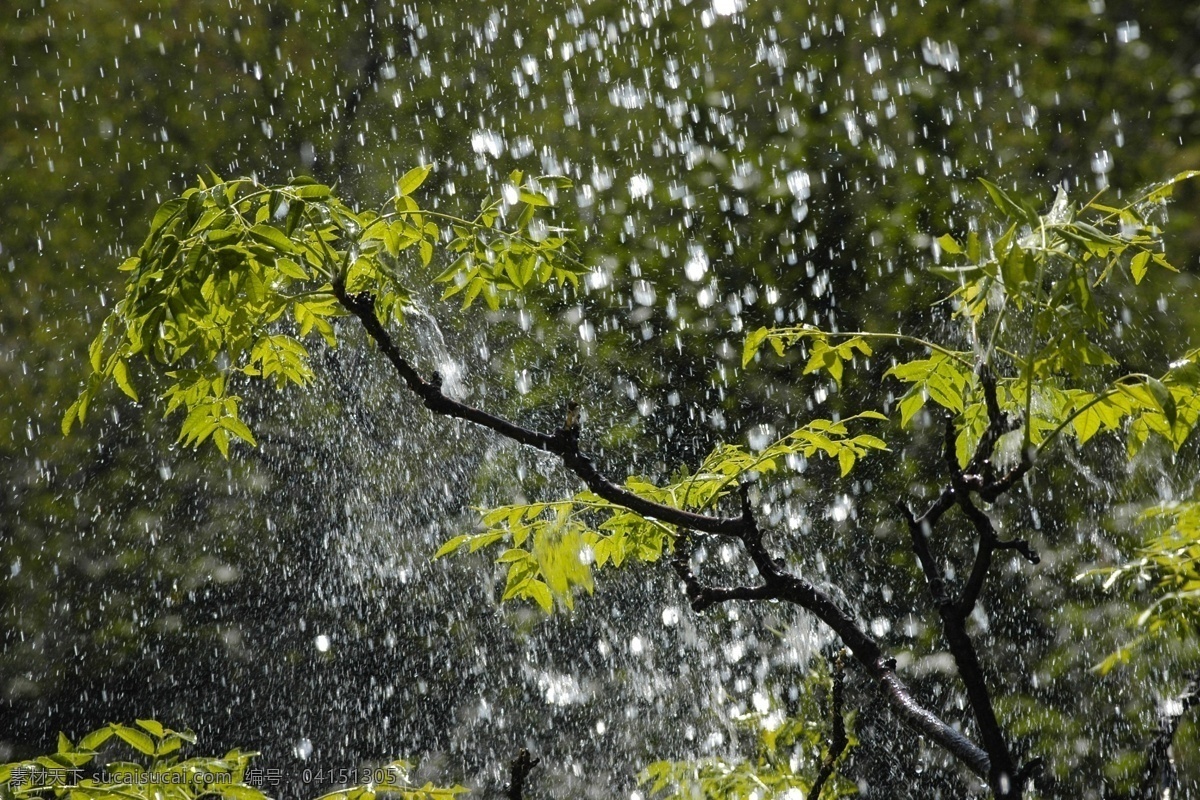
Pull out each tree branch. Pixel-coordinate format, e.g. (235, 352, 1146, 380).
(670, 531, 777, 611)
(956, 493, 1039, 617)
(506, 749, 539, 800)
(336, 289, 993, 782)
(810, 651, 850, 800)
(896, 499, 950, 606)
(333, 284, 745, 535)
(894, 367, 1035, 797)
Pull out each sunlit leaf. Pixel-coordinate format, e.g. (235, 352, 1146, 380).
(397, 164, 433, 197)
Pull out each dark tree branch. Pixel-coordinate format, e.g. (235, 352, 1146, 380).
(670, 531, 777, 611)
(810, 651, 850, 800)
(892, 367, 1041, 796)
(896, 500, 949, 606)
(963, 363, 1020, 484)
(900, 491, 1019, 793)
(895, 367, 1040, 798)
(506, 749, 540, 800)
(335, 288, 993, 782)
(333, 284, 745, 535)
(1139, 671, 1200, 799)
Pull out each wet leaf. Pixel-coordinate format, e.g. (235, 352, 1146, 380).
(397, 164, 433, 197)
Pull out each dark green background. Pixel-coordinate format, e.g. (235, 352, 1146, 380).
(2, 1, 1199, 796)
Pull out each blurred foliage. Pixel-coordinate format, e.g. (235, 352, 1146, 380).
(1083, 497, 1200, 676)
(640, 659, 857, 799)
(0, 722, 462, 800)
(4, 0, 1200, 796)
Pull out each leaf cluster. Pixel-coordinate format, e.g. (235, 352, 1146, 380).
(1082, 500, 1200, 675)
(436, 170, 584, 309)
(63, 169, 578, 456)
(0, 723, 464, 800)
(437, 414, 887, 612)
(744, 174, 1200, 467)
(0, 721, 263, 800)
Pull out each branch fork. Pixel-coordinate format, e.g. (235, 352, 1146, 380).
(336, 289, 998, 790)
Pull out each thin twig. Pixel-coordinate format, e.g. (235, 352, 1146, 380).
(810, 651, 850, 800)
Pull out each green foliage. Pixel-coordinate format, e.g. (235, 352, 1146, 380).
(745, 174, 1200, 466)
(13, 0, 1200, 792)
(0, 721, 264, 800)
(1082, 499, 1200, 675)
(435, 170, 584, 309)
(437, 414, 887, 612)
(0, 724, 465, 800)
(639, 666, 857, 799)
(62, 171, 581, 456)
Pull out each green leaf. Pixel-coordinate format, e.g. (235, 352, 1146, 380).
(898, 388, 926, 426)
(156, 735, 183, 756)
(397, 164, 433, 197)
(979, 178, 1036, 224)
(1146, 377, 1177, 429)
(294, 183, 332, 199)
(276, 258, 309, 280)
(149, 198, 187, 237)
(135, 719, 165, 737)
(62, 395, 84, 435)
(78, 727, 115, 751)
(514, 203, 536, 231)
(1130, 250, 1151, 284)
(967, 230, 982, 264)
(221, 415, 258, 447)
(999, 244, 1033, 289)
(743, 327, 771, 367)
(525, 579, 554, 613)
(247, 223, 297, 253)
(433, 534, 470, 558)
(936, 233, 962, 255)
(285, 199, 306, 235)
(213, 428, 231, 458)
(1072, 403, 1103, 445)
(111, 724, 157, 756)
(886, 353, 969, 415)
(1144, 170, 1200, 203)
(519, 189, 551, 207)
(112, 360, 139, 402)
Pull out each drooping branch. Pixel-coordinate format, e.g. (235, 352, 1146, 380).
(335, 287, 993, 781)
(333, 283, 745, 535)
